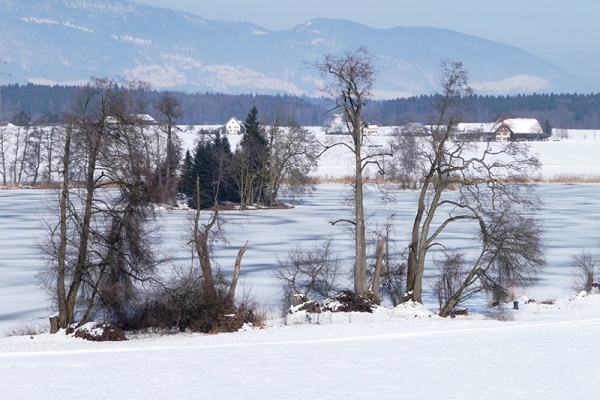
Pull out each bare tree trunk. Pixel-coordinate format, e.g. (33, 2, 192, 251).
(0, 127, 7, 185)
(56, 124, 71, 329)
(354, 138, 367, 295)
(64, 126, 103, 325)
(371, 238, 385, 303)
(49, 316, 59, 334)
(193, 177, 216, 299)
(226, 240, 249, 304)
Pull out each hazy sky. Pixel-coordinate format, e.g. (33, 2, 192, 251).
(134, 0, 600, 86)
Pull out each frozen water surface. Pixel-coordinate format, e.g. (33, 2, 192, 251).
(1, 183, 600, 334)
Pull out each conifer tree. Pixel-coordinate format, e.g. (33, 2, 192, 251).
(233, 106, 269, 207)
(185, 131, 236, 209)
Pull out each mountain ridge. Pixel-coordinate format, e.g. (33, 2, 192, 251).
(0, 0, 592, 97)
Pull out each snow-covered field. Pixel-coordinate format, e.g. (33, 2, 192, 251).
(176, 127, 600, 179)
(1, 130, 600, 399)
(1, 294, 600, 399)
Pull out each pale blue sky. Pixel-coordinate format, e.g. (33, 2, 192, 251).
(135, 0, 600, 86)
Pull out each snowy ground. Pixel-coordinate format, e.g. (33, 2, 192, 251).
(1, 130, 600, 398)
(1, 293, 600, 399)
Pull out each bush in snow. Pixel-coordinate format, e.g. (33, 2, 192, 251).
(571, 250, 599, 293)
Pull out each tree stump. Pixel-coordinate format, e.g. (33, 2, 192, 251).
(49, 316, 59, 334)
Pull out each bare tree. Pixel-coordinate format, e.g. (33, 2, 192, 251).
(432, 251, 468, 311)
(155, 92, 184, 203)
(40, 121, 60, 186)
(368, 214, 406, 306)
(10, 111, 31, 185)
(570, 250, 598, 293)
(23, 116, 47, 186)
(272, 238, 343, 306)
(43, 78, 165, 329)
(0, 124, 8, 185)
(312, 47, 388, 296)
(388, 131, 422, 189)
(264, 113, 319, 206)
(394, 61, 545, 315)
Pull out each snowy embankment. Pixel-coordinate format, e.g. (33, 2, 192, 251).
(1, 293, 600, 399)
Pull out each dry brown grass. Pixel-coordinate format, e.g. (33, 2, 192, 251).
(4, 324, 47, 337)
(493, 311, 516, 321)
(315, 175, 389, 185)
(545, 174, 600, 184)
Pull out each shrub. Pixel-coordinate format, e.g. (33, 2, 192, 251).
(122, 281, 264, 334)
(571, 250, 598, 293)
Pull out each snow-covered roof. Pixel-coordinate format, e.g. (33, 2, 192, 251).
(134, 114, 156, 122)
(501, 118, 542, 134)
(226, 116, 243, 126)
(456, 119, 543, 135)
(456, 122, 497, 134)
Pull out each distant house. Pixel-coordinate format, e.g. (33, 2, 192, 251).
(363, 124, 379, 136)
(454, 119, 549, 142)
(219, 117, 246, 135)
(494, 118, 548, 142)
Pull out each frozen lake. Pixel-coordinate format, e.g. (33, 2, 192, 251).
(1, 183, 600, 334)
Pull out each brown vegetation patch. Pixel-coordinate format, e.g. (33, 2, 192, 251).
(72, 323, 127, 342)
(124, 289, 264, 334)
(322, 290, 375, 313)
(449, 308, 469, 318)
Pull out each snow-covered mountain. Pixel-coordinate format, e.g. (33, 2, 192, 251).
(0, 0, 592, 97)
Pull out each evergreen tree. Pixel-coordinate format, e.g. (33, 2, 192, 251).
(543, 119, 553, 135)
(184, 131, 236, 209)
(233, 106, 269, 207)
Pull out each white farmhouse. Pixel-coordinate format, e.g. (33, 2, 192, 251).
(220, 116, 246, 135)
(494, 118, 547, 141)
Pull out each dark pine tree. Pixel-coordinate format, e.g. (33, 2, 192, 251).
(543, 119, 553, 135)
(184, 131, 237, 209)
(235, 106, 269, 205)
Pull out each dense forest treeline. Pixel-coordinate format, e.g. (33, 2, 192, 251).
(379, 93, 600, 129)
(2, 83, 600, 129)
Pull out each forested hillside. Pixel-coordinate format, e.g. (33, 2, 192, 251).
(0, 84, 325, 126)
(379, 93, 600, 129)
(2, 83, 600, 129)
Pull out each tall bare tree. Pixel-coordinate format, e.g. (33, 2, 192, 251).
(312, 47, 387, 296)
(393, 61, 545, 314)
(10, 111, 31, 185)
(44, 78, 164, 329)
(0, 124, 8, 185)
(155, 92, 183, 202)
